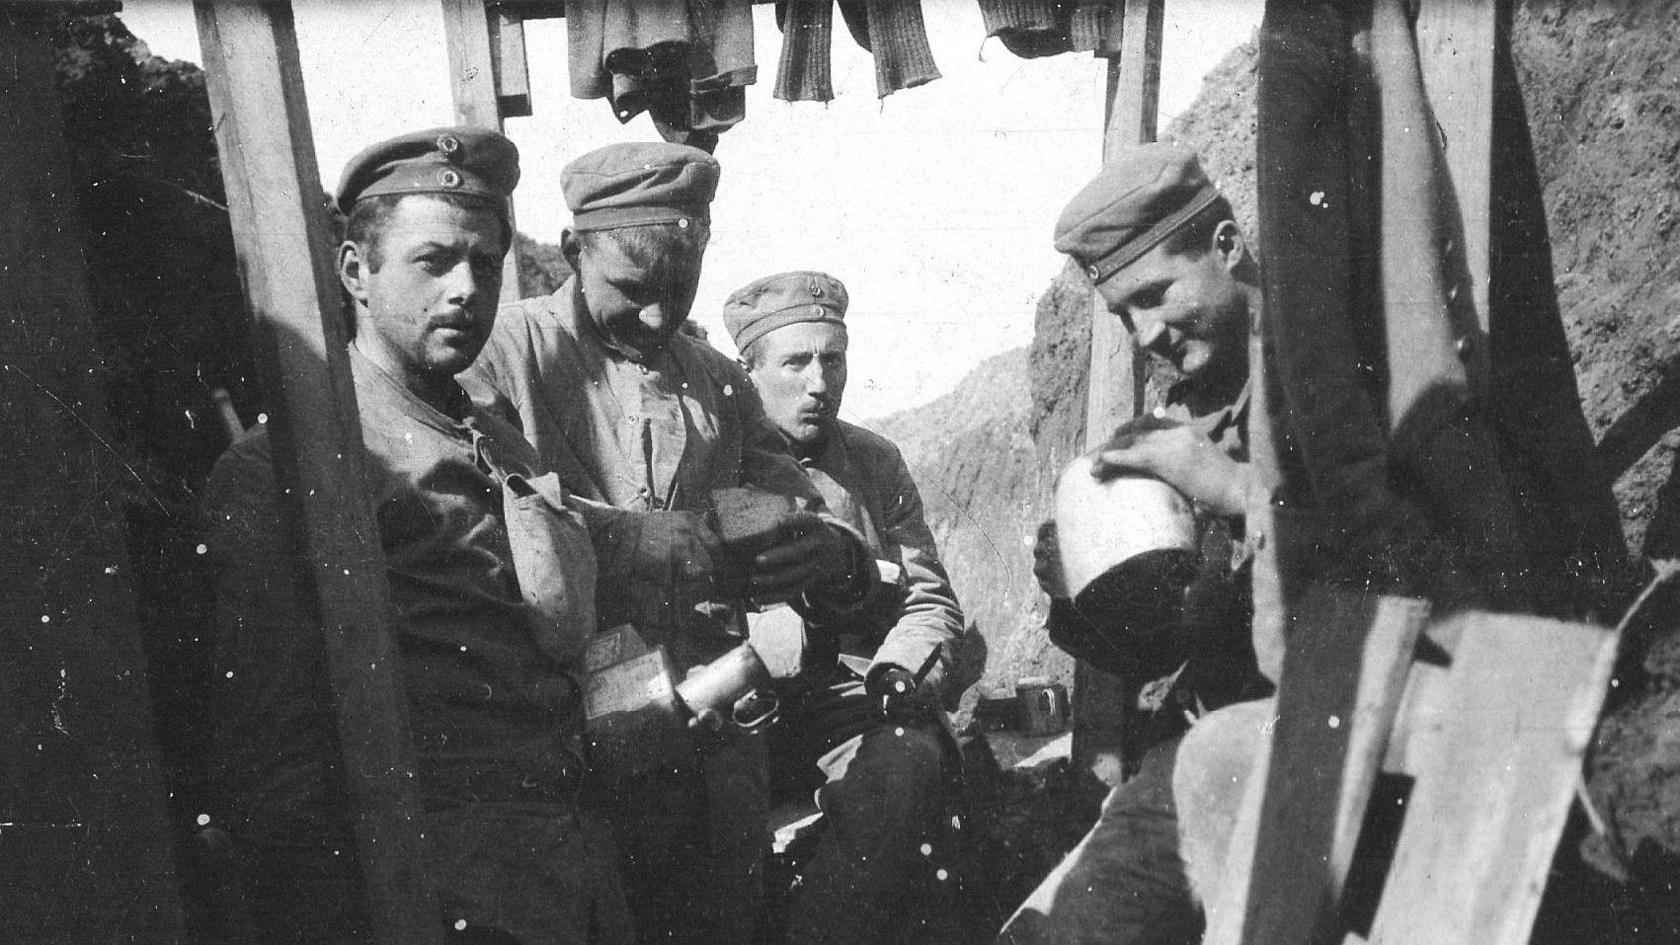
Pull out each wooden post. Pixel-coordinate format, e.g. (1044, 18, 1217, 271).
(192, 4, 442, 943)
(489, 7, 534, 118)
(1415, 0, 1495, 332)
(441, 0, 522, 301)
(0, 10, 182, 941)
(1073, 0, 1166, 792)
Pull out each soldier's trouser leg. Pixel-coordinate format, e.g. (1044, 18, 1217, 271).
(786, 717, 948, 945)
(1172, 699, 1274, 910)
(604, 734, 769, 945)
(996, 736, 1201, 945)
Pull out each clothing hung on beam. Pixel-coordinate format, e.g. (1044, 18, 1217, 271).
(567, 0, 757, 150)
(977, 0, 1123, 59)
(1249, 0, 1627, 647)
(773, 0, 942, 102)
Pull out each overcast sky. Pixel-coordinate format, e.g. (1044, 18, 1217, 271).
(121, 0, 1258, 421)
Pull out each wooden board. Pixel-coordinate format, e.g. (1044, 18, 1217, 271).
(1071, 0, 1166, 798)
(490, 8, 533, 118)
(1362, 614, 1617, 945)
(193, 3, 442, 942)
(440, 0, 522, 302)
(1414, 0, 1496, 333)
(1205, 589, 1427, 945)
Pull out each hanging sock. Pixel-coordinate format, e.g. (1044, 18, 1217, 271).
(978, 0, 1070, 59)
(855, 0, 941, 98)
(568, 0, 757, 149)
(977, 0, 1123, 59)
(1067, 0, 1123, 57)
(775, 0, 940, 101)
(774, 0, 836, 102)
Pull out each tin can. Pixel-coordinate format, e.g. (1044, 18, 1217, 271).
(1016, 676, 1069, 736)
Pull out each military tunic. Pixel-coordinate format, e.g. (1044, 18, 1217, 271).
(769, 420, 967, 945)
(463, 278, 832, 666)
(204, 345, 629, 944)
(999, 382, 1270, 945)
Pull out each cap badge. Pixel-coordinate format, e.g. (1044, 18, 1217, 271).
(439, 169, 463, 188)
(437, 133, 461, 156)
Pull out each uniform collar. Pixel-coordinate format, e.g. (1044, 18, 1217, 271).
(348, 343, 474, 434)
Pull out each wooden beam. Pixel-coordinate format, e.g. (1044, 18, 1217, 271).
(192, 4, 441, 942)
(1364, 614, 1617, 945)
(441, 0, 522, 302)
(1072, 0, 1165, 795)
(1203, 591, 1427, 945)
(0, 11, 182, 941)
(1415, 0, 1496, 333)
(489, 8, 533, 118)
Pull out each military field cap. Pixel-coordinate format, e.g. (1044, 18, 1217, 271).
(563, 141, 720, 232)
(1053, 143, 1221, 284)
(722, 271, 849, 353)
(334, 127, 519, 215)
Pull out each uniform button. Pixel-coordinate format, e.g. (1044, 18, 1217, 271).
(639, 364, 650, 375)
(1087, 264, 1101, 280)
(1455, 336, 1470, 354)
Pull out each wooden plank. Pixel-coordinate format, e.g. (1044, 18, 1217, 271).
(441, 0, 522, 303)
(1364, 615, 1618, 945)
(489, 8, 533, 118)
(1205, 589, 1426, 945)
(1071, 0, 1166, 795)
(0, 11, 182, 941)
(192, 4, 441, 943)
(1414, 0, 1496, 333)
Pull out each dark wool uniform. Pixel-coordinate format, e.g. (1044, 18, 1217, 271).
(463, 143, 869, 945)
(721, 269, 968, 945)
(771, 420, 967, 945)
(206, 346, 631, 945)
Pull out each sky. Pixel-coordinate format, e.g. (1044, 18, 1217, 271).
(120, 0, 1259, 421)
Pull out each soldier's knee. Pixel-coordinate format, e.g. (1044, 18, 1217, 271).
(1174, 699, 1274, 904)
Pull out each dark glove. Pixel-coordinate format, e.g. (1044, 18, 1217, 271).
(746, 513, 858, 605)
(868, 665, 924, 724)
(1033, 519, 1069, 600)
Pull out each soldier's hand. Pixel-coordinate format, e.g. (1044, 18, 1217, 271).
(635, 510, 724, 582)
(747, 512, 850, 604)
(1032, 519, 1069, 600)
(867, 665, 925, 723)
(1091, 425, 1261, 518)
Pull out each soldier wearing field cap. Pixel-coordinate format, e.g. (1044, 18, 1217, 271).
(464, 143, 874, 945)
(725, 271, 969, 945)
(997, 143, 1274, 945)
(204, 127, 635, 943)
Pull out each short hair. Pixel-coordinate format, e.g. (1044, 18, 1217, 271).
(343, 192, 512, 271)
(739, 337, 766, 369)
(1158, 194, 1236, 258)
(575, 220, 710, 268)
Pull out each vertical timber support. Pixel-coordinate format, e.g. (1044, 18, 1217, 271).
(441, 0, 522, 301)
(1415, 0, 1495, 331)
(0, 9, 182, 941)
(1072, 0, 1166, 792)
(192, 3, 442, 943)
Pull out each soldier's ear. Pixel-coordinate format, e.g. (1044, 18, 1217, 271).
(1213, 221, 1247, 271)
(338, 241, 370, 304)
(560, 228, 583, 270)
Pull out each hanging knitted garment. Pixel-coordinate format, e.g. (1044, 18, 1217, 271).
(568, 0, 757, 150)
(977, 0, 1123, 59)
(773, 0, 941, 102)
